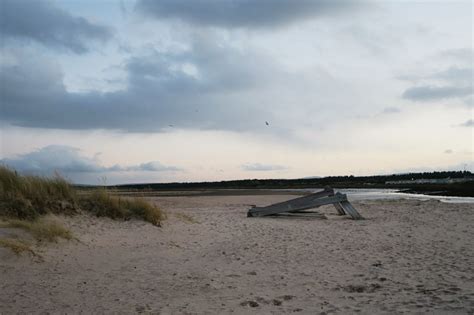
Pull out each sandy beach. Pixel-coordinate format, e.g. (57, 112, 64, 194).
(1, 194, 473, 314)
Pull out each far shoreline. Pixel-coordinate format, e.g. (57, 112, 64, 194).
(91, 186, 474, 199)
(90, 171, 474, 198)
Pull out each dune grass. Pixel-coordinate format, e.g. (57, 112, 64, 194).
(79, 189, 165, 226)
(0, 166, 165, 226)
(0, 166, 77, 220)
(121, 196, 165, 226)
(0, 237, 36, 256)
(0, 166, 164, 255)
(0, 166, 164, 257)
(1, 215, 74, 242)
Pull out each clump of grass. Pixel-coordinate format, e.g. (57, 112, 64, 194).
(80, 189, 165, 226)
(0, 166, 77, 219)
(0, 166, 165, 226)
(0, 237, 35, 255)
(2, 215, 73, 242)
(79, 189, 128, 219)
(122, 197, 166, 226)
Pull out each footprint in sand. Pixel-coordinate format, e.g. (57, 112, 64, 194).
(240, 300, 259, 307)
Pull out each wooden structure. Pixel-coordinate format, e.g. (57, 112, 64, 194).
(247, 187, 363, 220)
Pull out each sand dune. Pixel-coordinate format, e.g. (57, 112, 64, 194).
(1, 195, 473, 314)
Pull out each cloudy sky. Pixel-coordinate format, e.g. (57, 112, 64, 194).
(0, 0, 472, 184)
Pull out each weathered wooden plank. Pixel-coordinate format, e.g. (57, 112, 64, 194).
(274, 212, 327, 219)
(248, 193, 347, 217)
(267, 187, 334, 211)
(247, 187, 333, 216)
(290, 210, 320, 213)
(339, 200, 364, 220)
(248, 193, 343, 216)
(333, 202, 346, 215)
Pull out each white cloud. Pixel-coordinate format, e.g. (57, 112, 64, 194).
(1, 145, 180, 176)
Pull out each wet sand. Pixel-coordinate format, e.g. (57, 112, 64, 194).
(1, 195, 474, 314)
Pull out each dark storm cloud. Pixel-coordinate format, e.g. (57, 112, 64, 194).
(1, 145, 180, 175)
(241, 163, 287, 171)
(0, 0, 112, 53)
(0, 40, 276, 132)
(135, 0, 361, 28)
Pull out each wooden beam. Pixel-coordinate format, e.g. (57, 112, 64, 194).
(333, 202, 346, 215)
(339, 200, 364, 220)
(248, 193, 347, 217)
(273, 212, 327, 219)
(247, 188, 364, 220)
(248, 187, 333, 215)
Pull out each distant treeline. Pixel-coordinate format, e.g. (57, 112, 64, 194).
(110, 171, 473, 191)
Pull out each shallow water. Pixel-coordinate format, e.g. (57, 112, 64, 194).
(281, 188, 474, 204)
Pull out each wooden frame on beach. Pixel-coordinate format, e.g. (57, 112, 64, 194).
(247, 187, 364, 220)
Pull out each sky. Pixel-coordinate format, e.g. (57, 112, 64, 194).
(0, 0, 473, 185)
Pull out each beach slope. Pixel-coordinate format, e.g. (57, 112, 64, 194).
(1, 195, 473, 313)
